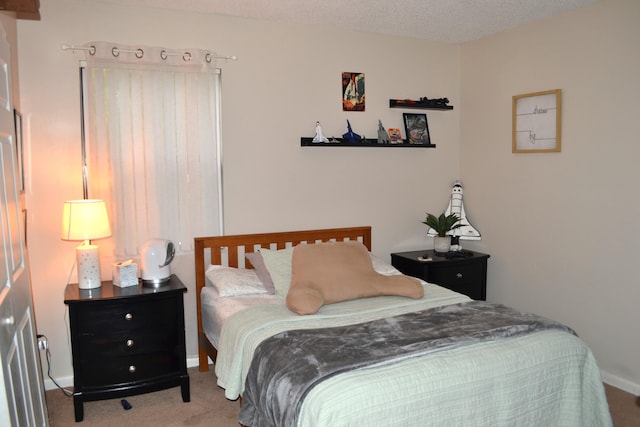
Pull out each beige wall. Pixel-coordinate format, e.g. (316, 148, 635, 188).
(460, 0, 640, 393)
(17, 0, 460, 387)
(16, 0, 639, 395)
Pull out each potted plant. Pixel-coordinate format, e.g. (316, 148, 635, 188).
(422, 213, 463, 253)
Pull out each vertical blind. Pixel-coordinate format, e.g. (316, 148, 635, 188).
(81, 42, 222, 257)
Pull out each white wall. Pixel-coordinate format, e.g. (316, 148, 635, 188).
(460, 0, 640, 393)
(17, 0, 461, 386)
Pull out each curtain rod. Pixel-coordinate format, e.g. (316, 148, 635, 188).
(61, 44, 238, 62)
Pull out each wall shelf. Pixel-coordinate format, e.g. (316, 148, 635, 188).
(301, 137, 435, 148)
(389, 99, 454, 110)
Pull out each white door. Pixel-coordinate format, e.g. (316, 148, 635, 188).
(0, 25, 48, 426)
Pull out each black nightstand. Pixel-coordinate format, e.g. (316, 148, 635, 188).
(64, 274, 189, 422)
(391, 250, 490, 300)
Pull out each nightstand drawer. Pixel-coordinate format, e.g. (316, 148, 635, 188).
(76, 297, 177, 333)
(78, 330, 178, 359)
(429, 263, 483, 287)
(429, 263, 485, 300)
(81, 353, 180, 388)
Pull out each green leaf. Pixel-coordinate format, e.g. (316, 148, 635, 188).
(421, 212, 463, 237)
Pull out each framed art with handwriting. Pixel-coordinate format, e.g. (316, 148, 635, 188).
(513, 89, 561, 153)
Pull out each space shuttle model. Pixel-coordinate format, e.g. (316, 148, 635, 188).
(312, 121, 329, 143)
(427, 180, 481, 240)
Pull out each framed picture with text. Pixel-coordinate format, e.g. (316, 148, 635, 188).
(512, 89, 562, 153)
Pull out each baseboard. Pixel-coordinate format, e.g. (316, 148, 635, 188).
(46, 359, 637, 396)
(44, 356, 205, 391)
(601, 370, 640, 395)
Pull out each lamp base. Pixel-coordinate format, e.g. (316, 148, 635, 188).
(76, 244, 102, 289)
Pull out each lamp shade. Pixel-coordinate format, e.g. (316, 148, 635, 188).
(61, 199, 112, 241)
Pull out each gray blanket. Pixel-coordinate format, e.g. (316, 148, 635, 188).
(238, 301, 576, 427)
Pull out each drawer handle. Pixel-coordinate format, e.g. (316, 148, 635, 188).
(129, 365, 136, 374)
(456, 273, 463, 279)
(126, 339, 134, 348)
(125, 313, 133, 321)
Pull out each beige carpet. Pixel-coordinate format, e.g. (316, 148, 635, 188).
(46, 367, 239, 426)
(47, 367, 640, 426)
(604, 384, 640, 427)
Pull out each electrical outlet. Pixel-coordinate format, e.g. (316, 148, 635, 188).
(37, 336, 48, 351)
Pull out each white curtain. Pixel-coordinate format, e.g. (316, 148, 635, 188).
(82, 41, 222, 257)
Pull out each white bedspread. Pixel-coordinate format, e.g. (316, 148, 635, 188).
(215, 282, 469, 398)
(299, 329, 611, 426)
(214, 283, 612, 426)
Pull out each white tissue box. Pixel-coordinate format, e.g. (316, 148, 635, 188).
(112, 262, 139, 287)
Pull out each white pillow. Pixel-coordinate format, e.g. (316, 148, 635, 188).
(258, 246, 295, 296)
(257, 246, 403, 296)
(369, 253, 403, 276)
(205, 265, 268, 297)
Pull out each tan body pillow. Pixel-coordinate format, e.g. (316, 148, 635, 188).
(287, 241, 424, 315)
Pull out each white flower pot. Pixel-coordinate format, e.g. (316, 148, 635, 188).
(434, 236, 451, 253)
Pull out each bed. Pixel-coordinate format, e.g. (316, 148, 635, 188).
(195, 226, 612, 427)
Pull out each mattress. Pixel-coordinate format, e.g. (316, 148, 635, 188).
(200, 286, 280, 348)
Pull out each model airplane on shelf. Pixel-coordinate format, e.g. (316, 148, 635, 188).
(418, 97, 450, 106)
(427, 180, 481, 240)
(377, 120, 391, 144)
(395, 97, 449, 106)
(389, 97, 453, 109)
(342, 120, 361, 144)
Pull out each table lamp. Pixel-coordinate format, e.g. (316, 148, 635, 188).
(61, 199, 112, 289)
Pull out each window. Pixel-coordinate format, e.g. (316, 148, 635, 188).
(81, 42, 223, 257)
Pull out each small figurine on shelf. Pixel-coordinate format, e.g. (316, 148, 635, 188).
(389, 97, 453, 110)
(419, 97, 450, 107)
(312, 121, 329, 143)
(388, 128, 403, 143)
(342, 120, 361, 144)
(377, 120, 391, 144)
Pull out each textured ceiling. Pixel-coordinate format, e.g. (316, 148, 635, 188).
(95, 0, 600, 43)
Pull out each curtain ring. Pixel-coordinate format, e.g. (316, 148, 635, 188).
(112, 47, 120, 57)
(205, 53, 212, 63)
(160, 50, 168, 60)
(135, 48, 144, 59)
(183, 52, 192, 62)
(89, 45, 96, 56)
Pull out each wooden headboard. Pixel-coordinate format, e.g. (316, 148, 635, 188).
(194, 226, 372, 371)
